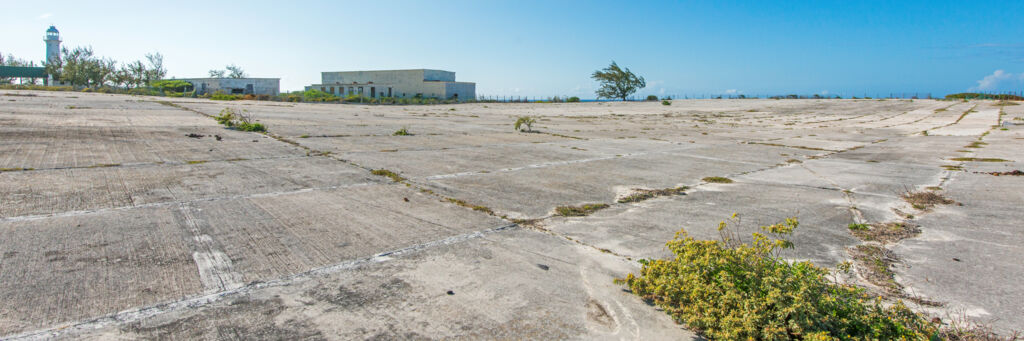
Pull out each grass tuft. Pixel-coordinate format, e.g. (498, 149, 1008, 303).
(849, 222, 921, 243)
(617, 186, 688, 203)
(555, 203, 610, 216)
(370, 169, 405, 182)
(901, 189, 954, 210)
(702, 176, 734, 183)
(949, 157, 1010, 162)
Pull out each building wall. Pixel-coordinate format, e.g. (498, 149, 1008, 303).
(181, 78, 280, 96)
(309, 69, 474, 99)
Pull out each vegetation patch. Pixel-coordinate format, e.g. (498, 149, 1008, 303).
(445, 198, 493, 214)
(901, 189, 955, 210)
(977, 170, 1024, 176)
(702, 176, 734, 183)
(186, 160, 208, 165)
(514, 116, 537, 132)
(618, 217, 940, 340)
(849, 222, 921, 244)
(0, 167, 34, 172)
(392, 127, 412, 136)
(215, 108, 266, 132)
(941, 165, 964, 171)
(617, 186, 688, 203)
(370, 169, 405, 182)
(964, 141, 987, 148)
(555, 203, 609, 216)
(949, 157, 1010, 162)
(850, 244, 901, 292)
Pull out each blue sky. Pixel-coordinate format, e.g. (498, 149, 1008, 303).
(2, 0, 1022, 97)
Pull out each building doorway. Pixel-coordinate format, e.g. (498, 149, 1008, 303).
(371, 87, 376, 98)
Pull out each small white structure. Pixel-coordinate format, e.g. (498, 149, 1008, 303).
(306, 69, 475, 100)
(180, 78, 280, 96)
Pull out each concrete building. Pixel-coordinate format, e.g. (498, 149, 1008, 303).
(180, 78, 280, 96)
(306, 69, 475, 100)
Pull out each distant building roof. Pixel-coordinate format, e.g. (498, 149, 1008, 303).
(0, 66, 47, 78)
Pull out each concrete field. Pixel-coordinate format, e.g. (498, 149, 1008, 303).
(1, 90, 1022, 339)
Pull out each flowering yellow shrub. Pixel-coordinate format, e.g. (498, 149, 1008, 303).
(618, 216, 939, 340)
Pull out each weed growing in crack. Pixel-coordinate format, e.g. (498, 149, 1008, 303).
(555, 203, 609, 216)
(849, 222, 921, 244)
(901, 188, 954, 210)
(215, 108, 266, 132)
(617, 186, 688, 203)
(949, 157, 1010, 162)
(702, 176, 734, 183)
(370, 169, 405, 182)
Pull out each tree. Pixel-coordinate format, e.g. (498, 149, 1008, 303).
(208, 69, 226, 78)
(1, 52, 38, 84)
(144, 53, 165, 85)
(225, 64, 247, 78)
(591, 61, 646, 101)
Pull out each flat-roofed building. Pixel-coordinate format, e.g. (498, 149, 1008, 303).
(180, 78, 280, 96)
(306, 69, 475, 100)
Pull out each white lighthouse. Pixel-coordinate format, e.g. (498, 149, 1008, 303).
(45, 26, 61, 64)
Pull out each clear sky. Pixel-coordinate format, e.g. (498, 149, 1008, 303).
(2, 0, 1022, 98)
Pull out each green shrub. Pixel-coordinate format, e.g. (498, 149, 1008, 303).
(661, 100, 671, 106)
(210, 91, 240, 101)
(151, 79, 192, 92)
(393, 127, 411, 136)
(514, 116, 537, 132)
(618, 216, 939, 340)
(214, 108, 265, 132)
(567, 96, 581, 102)
(646, 95, 659, 101)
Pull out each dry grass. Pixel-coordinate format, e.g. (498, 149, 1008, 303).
(848, 222, 921, 243)
(702, 176, 734, 184)
(445, 198, 493, 214)
(950, 157, 1011, 162)
(370, 169, 405, 182)
(617, 186, 688, 203)
(901, 189, 955, 210)
(850, 245, 900, 292)
(978, 170, 1024, 176)
(939, 310, 1022, 341)
(555, 203, 610, 216)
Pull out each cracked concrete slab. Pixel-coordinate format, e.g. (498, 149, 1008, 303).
(2, 90, 1022, 338)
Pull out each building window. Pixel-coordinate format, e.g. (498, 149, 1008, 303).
(321, 87, 325, 92)
(359, 87, 364, 95)
(329, 87, 335, 94)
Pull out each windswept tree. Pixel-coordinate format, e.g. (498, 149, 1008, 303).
(591, 61, 646, 101)
(208, 64, 247, 78)
(225, 64, 247, 78)
(144, 53, 166, 84)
